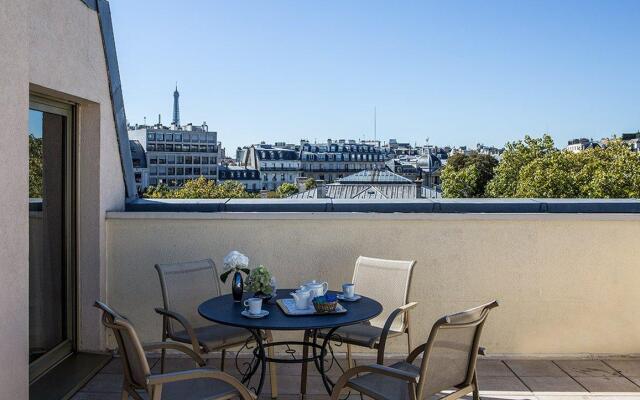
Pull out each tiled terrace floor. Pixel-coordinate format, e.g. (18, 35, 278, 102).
(72, 355, 640, 399)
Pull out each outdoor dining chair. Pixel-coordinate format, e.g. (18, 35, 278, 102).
(154, 259, 277, 396)
(315, 256, 417, 367)
(330, 300, 499, 400)
(94, 301, 255, 400)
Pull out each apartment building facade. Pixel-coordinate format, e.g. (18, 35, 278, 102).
(299, 139, 392, 183)
(128, 123, 220, 188)
(241, 144, 302, 191)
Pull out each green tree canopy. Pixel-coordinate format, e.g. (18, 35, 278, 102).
(144, 177, 255, 199)
(303, 178, 317, 190)
(276, 182, 299, 198)
(441, 152, 498, 198)
(483, 135, 640, 198)
(486, 134, 556, 197)
(29, 134, 43, 198)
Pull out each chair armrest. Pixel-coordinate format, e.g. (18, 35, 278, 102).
(330, 364, 419, 400)
(154, 307, 201, 354)
(143, 342, 205, 367)
(147, 368, 256, 400)
(376, 302, 418, 364)
(407, 343, 427, 363)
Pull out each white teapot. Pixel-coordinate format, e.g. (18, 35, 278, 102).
(301, 280, 328, 301)
(290, 288, 312, 310)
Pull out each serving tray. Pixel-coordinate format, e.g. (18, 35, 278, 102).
(277, 298, 347, 316)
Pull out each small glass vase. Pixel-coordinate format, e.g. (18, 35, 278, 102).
(231, 271, 243, 302)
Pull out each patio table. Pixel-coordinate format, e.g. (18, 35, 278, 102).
(198, 289, 383, 396)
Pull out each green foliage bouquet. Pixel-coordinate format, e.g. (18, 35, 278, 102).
(246, 265, 274, 295)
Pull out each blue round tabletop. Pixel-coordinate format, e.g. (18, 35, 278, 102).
(198, 289, 383, 331)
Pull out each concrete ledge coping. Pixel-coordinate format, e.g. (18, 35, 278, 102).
(124, 198, 640, 213)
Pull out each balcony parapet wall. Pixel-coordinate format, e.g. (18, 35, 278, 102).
(106, 209, 640, 355)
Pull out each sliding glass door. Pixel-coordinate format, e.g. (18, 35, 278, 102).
(28, 96, 76, 381)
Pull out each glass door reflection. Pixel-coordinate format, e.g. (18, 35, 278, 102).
(28, 98, 75, 381)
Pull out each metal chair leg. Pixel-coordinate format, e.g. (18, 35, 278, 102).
(346, 343, 353, 369)
(472, 371, 481, 400)
(300, 329, 310, 396)
(220, 348, 226, 371)
(265, 330, 278, 399)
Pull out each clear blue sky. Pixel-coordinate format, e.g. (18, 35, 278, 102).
(111, 0, 639, 152)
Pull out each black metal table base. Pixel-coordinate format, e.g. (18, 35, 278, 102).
(239, 328, 341, 397)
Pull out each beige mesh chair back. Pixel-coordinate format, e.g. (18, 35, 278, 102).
(353, 256, 416, 332)
(331, 300, 498, 400)
(95, 301, 152, 390)
(416, 300, 498, 397)
(155, 259, 220, 335)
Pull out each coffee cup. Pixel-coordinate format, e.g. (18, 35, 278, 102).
(244, 298, 263, 315)
(342, 283, 355, 298)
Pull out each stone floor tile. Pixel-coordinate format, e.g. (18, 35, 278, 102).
(71, 392, 123, 400)
(506, 360, 569, 377)
(520, 376, 586, 392)
(79, 373, 122, 393)
(478, 375, 531, 392)
(535, 396, 592, 400)
(573, 376, 640, 392)
(555, 361, 621, 378)
(604, 360, 640, 378)
(478, 360, 517, 377)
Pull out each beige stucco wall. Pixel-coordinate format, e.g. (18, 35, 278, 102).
(105, 212, 640, 356)
(0, 1, 30, 397)
(0, 0, 125, 397)
(28, 0, 127, 351)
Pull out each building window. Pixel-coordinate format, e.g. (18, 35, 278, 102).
(185, 167, 193, 175)
(147, 132, 156, 140)
(158, 157, 166, 164)
(167, 155, 176, 164)
(168, 167, 175, 175)
(147, 143, 156, 151)
(193, 156, 201, 164)
(200, 145, 207, 152)
(183, 134, 190, 142)
(175, 144, 182, 151)
(194, 168, 201, 175)
(202, 156, 209, 164)
(177, 167, 184, 175)
(185, 156, 192, 164)
(174, 133, 182, 141)
(176, 156, 184, 164)
(166, 144, 174, 152)
(150, 167, 157, 175)
(166, 134, 173, 141)
(150, 178, 158, 185)
(149, 157, 157, 164)
(158, 166, 167, 175)
(157, 133, 164, 141)
(157, 144, 165, 151)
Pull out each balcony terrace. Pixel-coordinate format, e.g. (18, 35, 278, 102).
(69, 201, 640, 399)
(5, 1, 640, 399)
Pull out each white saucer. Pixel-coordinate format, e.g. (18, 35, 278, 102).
(337, 294, 361, 302)
(241, 310, 269, 319)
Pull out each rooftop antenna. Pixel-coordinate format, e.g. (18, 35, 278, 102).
(143, 116, 147, 125)
(158, 114, 161, 125)
(374, 106, 377, 141)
